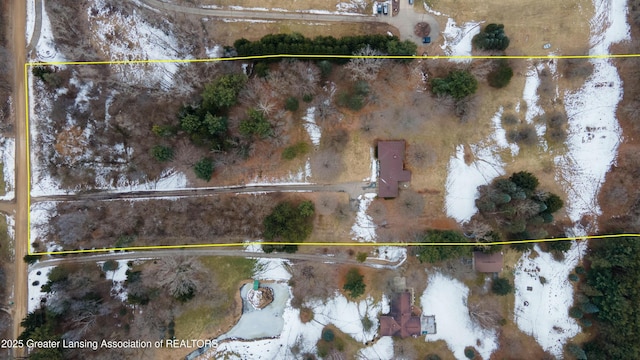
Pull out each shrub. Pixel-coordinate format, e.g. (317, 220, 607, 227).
(285, 97, 299, 111)
(568, 273, 579, 282)
(254, 62, 269, 77)
(343, 268, 366, 298)
(491, 277, 513, 295)
(361, 316, 373, 331)
(487, 60, 513, 88)
(102, 260, 119, 272)
(356, 252, 368, 263)
(464, 348, 476, 359)
(150, 145, 174, 162)
(547, 240, 572, 253)
(580, 302, 599, 314)
(322, 329, 335, 342)
(152, 124, 176, 138)
(569, 306, 584, 319)
(472, 23, 510, 51)
(539, 276, 547, 285)
(431, 70, 478, 100)
(510, 171, 539, 194)
(502, 113, 519, 126)
(543, 193, 564, 213)
(194, 158, 214, 181)
(567, 343, 588, 360)
(23, 254, 42, 264)
(303, 93, 314, 102)
(282, 142, 310, 160)
(575, 266, 585, 274)
(239, 109, 272, 138)
(580, 318, 593, 328)
(337, 81, 370, 111)
(507, 125, 537, 145)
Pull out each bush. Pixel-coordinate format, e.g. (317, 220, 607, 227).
(488, 60, 513, 88)
(282, 142, 310, 160)
(543, 193, 564, 213)
(569, 306, 584, 319)
(23, 254, 42, 264)
(502, 113, 519, 126)
(254, 62, 270, 77)
(102, 260, 119, 271)
(303, 93, 314, 102)
(431, 70, 478, 100)
(569, 273, 579, 282)
(575, 266, 585, 274)
(472, 23, 510, 51)
(337, 81, 370, 111)
(356, 252, 368, 263)
(507, 125, 537, 145)
(194, 157, 214, 181)
(285, 97, 299, 111)
(491, 277, 513, 295)
(566, 343, 588, 360)
(263, 201, 315, 252)
(239, 109, 272, 138)
(547, 240, 572, 253)
(152, 124, 175, 138)
(510, 171, 539, 194)
(322, 329, 335, 342)
(361, 316, 373, 331)
(150, 145, 174, 162)
(415, 230, 472, 263)
(343, 268, 366, 298)
(464, 348, 476, 359)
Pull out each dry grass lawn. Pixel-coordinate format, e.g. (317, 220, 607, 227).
(425, 0, 593, 56)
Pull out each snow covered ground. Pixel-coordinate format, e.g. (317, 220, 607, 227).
(444, 144, 505, 223)
(98, 260, 130, 302)
(514, 243, 587, 357)
(87, 0, 193, 90)
(27, 266, 54, 312)
(351, 193, 377, 242)
(440, 19, 482, 62)
(421, 272, 498, 360)
(30, 201, 61, 253)
(556, 0, 629, 228)
(303, 107, 321, 147)
(0, 138, 15, 200)
(247, 159, 312, 185)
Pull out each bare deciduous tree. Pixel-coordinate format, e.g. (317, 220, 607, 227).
(154, 257, 206, 300)
(344, 45, 385, 81)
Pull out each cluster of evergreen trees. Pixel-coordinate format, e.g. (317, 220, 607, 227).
(579, 237, 640, 359)
(475, 171, 563, 250)
(262, 201, 315, 253)
(233, 33, 417, 61)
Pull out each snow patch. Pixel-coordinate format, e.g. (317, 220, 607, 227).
(421, 272, 498, 359)
(491, 107, 519, 156)
(302, 107, 321, 147)
(26, 0, 35, 44)
(28, 266, 54, 312)
(556, 0, 629, 226)
(444, 144, 505, 223)
(357, 336, 395, 360)
(30, 201, 61, 253)
(364, 147, 378, 182)
(98, 260, 130, 302)
(351, 193, 377, 242)
(0, 138, 15, 200)
(441, 19, 481, 62)
(522, 64, 544, 124)
(514, 243, 588, 357)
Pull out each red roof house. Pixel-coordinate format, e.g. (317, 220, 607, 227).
(377, 141, 411, 198)
(379, 292, 422, 338)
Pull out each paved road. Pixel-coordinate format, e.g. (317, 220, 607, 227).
(31, 181, 375, 203)
(30, 247, 405, 271)
(139, 0, 439, 44)
(10, 0, 28, 355)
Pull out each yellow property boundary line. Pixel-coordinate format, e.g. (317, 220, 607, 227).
(24, 54, 640, 256)
(25, 53, 640, 67)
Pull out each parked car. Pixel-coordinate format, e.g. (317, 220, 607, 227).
(422, 37, 431, 44)
(377, 3, 382, 14)
(409, 0, 414, 4)
(383, 3, 388, 15)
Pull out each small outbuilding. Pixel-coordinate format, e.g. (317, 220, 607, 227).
(473, 251, 504, 273)
(377, 140, 411, 198)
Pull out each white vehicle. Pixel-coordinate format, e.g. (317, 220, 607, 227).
(383, 3, 389, 15)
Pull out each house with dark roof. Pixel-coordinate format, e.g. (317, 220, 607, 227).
(379, 292, 422, 338)
(377, 140, 411, 198)
(473, 251, 504, 273)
